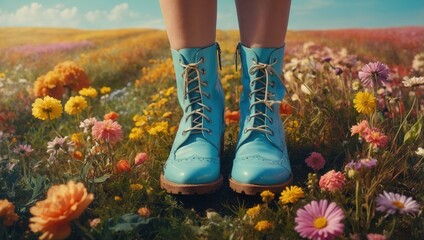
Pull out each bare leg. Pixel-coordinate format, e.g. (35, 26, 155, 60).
(159, 0, 217, 50)
(235, 0, 291, 48)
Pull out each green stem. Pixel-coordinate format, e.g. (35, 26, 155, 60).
(355, 179, 361, 221)
(73, 221, 95, 240)
(391, 97, 416, 150)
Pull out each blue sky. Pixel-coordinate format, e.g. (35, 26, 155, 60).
(0, 0, 423, 30)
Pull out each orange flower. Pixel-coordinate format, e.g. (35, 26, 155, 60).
(104, 111, 119, 121)
(137, 207, 151, 218)
(54, 61, 90, 92)
(279, 102, 292, 116)
(73, 150, 83, 161)
(33, 73, 65, 99)
(116, 159, 131, 173)
(0, 199, 19, 226)
(225, 110, 240, 124)
(29, 181, 94, 240)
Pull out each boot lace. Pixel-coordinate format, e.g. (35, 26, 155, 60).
(180, 58, 212, 135)
(244, 59, 284, 136)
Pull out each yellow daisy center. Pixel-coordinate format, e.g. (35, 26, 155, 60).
(392, 201, 405, 209)
(313, 217, 327, 229)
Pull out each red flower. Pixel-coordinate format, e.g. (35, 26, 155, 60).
(116, 159, 131, 173)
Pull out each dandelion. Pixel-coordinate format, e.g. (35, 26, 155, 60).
(416, 147, 424, 157)
(29, 181, 94, 240)
(64, 96, 88, 115)
(32, 96, 63, 120)
(305, 152, 326, 171)
(13, 144, 34, 156)
(319, 170, 345, 192)
(134, 152, 148, 166)
(350, 120, 370, 137)
(353, 92, 376, 115)
(79, 117, 97, 133)
(104, 111, 119, 121)
(260, 190, 275, 203)
(116, 159, 131, 173)
(367, 233, 386, 240)
(100, 86, 111, 94)
(79, 87, 98, 98)
(376, 191, 420, 216)
(254, 220, 273, 232)
(363, 128, 388, 148)
(91, 119, 123, 145)
(246, 204, 261, 218)
(0, 199, 19, 226)
(402, 76, 424, 88)
(358, 61, 390, 88)
(147, 121, 168, 135)
(47, 136, 73, 157)
(130, 184, 143, 191)
(280, 186, 305, 204)
(137, 207, 151, 218)
(295, 199, 344, 240)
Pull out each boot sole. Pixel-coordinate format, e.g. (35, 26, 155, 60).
(229, 174, 293, 195)
(160, 173, 223, 195)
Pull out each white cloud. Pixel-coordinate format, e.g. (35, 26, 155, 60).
(85, 10, 103, 23)
(0, 2, 79, 27)
(107, 3, 128, 21)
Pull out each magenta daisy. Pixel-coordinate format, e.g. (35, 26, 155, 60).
(376, 191, 420, 216)
(13, 144, 34, 156)
(295, 199, 345, 240)
(305, 152, 326, 171)
(358, 61, 390, 88)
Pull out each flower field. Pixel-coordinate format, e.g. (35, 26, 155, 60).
(0, 27, 424, 239)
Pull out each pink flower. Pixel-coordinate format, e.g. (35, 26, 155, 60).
(363, 128, 388, 148)
(295, 199, 344, 240)
(358, 61, 390, 88)
(350, 120, 369, 137)
(134, 152, 149, 166)
(305, 152, 326, 171)
(367, 233, 386, 240)
(376, 191, 420, 216)
(91, 119, 123, 145)
(319, 170, 345, 192)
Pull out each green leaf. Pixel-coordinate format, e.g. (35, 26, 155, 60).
(404, 117, 423, 144)
(107, 213, 152, 232)
(93, 173, 111, 183)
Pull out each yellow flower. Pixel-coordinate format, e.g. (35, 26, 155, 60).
(71, 133, 84, 146)
(133, 114, 148, 127)
(114, 196, 122, 202)
(279, 186, 305, 204)
(0, 72, 5, 80)
(246, 204, 261, 218)
(147, 121, 168, 135)
(64, 96, 88, 115)
(32, 96, 63, 120)
(100, 86, 111, 94)
(129, 127, 144, 140)
(254, 220, 273, 232)
(353, 91, 376, 115)
(79, 87, 98, 98)
(164, 86, 175, 97)
(130, 184, 143, 191)
(162, 112, 172, 118)
(260, 190, 275, 203)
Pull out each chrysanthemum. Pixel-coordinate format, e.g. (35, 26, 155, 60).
(255, 220, 273, 232)
(260, 190, 275, 203)
(402, 76, 424, 87)
(376, 191, 420, 216)
(358, 61, 390, 88)
(280, 186, 305, 204)
(295, 199, 345, 240)
(0, 199, 19, 226)
(79, 87, 98, 98)
(350, 120, 370, 137)
(319, 170, 346, 192)
(363, 128, 388, 148)
(13, 144, 34, 156)
(305, 152, 326, 171)
(92, 119, 123, 145)
(353, 92, 376, 115)
(64, 96, 88, 115)
(32, 96, 63, 120)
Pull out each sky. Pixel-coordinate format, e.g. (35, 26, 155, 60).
(0, 0, 423, 30)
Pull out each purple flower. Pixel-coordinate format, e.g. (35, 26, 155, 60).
(335, 67, 343, 75)
(360, 158, 377, 169)
(358, 62, 390, 88)
(13, 144, 34, 156)
(376, 191, 420, 216)
(305, 152, 326, 171)
(322, 56, 332, 62)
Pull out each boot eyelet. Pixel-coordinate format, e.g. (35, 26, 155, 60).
(270, 131, 275, 136)
(270, 118, 273, 123)
(273, 58, 277, 63)
(202, 69, 206, 74)
(207, 129, 212, 135)
(200, 57, 205, 63)
(203, 81, 208, 86)
(182, 130, 187, 135)
(244, 129, 249, 133)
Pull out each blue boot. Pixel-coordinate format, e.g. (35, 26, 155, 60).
(230, 43, 292, 195)
(160, 43, 225, 194)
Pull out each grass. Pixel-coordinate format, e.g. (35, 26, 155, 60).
(0, 27, 423, 239)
